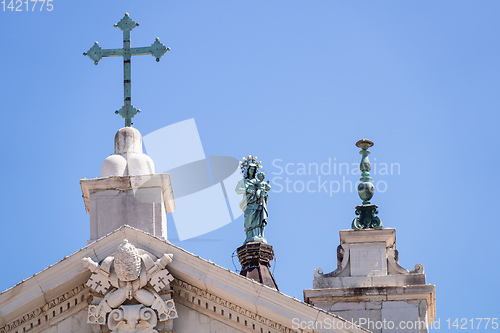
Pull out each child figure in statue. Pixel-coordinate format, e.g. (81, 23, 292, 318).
(254, 171, 271, 208)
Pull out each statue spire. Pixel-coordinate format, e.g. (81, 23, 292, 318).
(83, 13, 170, 127)
(352, 139, 383, 229)
(235, 156, 278, 290)
(236, 155, 269, 244)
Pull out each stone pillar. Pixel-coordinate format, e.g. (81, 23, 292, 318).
(303, 229, 435, 333)
(237, 242, 278, 290)
(80, 127, 175, 242)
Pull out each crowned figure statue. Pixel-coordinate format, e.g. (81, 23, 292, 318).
(235, 156, 271, 244)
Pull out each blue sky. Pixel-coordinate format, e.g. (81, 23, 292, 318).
(1, 1, 499, 331)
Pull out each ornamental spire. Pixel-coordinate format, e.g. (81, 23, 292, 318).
(351, 139, 383, 229)
(235, 156, 278, 290)
(83, 13, 170, 127)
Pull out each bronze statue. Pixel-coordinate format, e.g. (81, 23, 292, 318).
(235, 156, 271, 244)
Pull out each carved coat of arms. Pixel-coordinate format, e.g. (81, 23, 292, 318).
(82, 239, 177, 333)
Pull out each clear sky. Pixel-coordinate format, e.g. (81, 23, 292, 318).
(1, 1, 499, 332)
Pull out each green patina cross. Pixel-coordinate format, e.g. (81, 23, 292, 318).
(84, 13, 170, 127)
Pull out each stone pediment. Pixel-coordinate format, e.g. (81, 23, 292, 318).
(0, 226, 370, 333)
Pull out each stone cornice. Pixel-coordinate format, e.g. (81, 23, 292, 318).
(0, 284, 88, 333)
(80, 173, 175, 214)
(173, 279, 296, 333)
(339, 228, 396, 247)
(304, 284, 436, 324)
(304, 285, 435, 300)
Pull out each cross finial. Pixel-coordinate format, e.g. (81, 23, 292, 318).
(83, 13, 170, 127)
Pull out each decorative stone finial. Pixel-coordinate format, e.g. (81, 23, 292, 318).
(235, 156, 270, 244)
(101, 127, 155, 177)
(352, 139, 383, 229)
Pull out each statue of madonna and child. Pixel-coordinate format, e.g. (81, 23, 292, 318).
(235, 156, 271, 244)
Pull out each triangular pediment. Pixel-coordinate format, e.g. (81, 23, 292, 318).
(0, 226, 370, 333)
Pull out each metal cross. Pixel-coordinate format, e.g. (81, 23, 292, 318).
(84, 13, 170, 127)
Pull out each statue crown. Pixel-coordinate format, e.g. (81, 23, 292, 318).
(239, 155, 263, 178)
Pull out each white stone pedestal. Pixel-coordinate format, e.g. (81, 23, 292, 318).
(304, 229, 435, 333)
(81, 174, 174, 242)
(80, 127, 175, 242)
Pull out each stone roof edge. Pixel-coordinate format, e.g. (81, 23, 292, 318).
(0, 226, 370, 333)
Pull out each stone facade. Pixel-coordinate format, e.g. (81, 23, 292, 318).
(304, 228, 435, 333)
(38, 309, 92, 333)
(0, 226, 369, 333)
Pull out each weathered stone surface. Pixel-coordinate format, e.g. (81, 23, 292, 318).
(40, 309, 92, 333)
(173, 303, 242, 333)
(305, 228, 436, 332)
(366, 301, 382, 310)
(81, 174, 174, 242)
(52, 310, 92, 333)
(102, 127, 154, 178)
(350, 243, 387, 276)
(381, 301, 421, 333)
(331, 302, 365, 311)
(333, 309, 382, 332)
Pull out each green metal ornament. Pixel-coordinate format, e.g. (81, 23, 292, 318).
(83, 13, 170, 127)
(351, 139, 383, 230)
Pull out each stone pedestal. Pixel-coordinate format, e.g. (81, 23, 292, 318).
(80, 127, 175, 242)
(81, 174, 174, 242)
(237, 242, 278, 290)
(304, 229, 435, 333)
